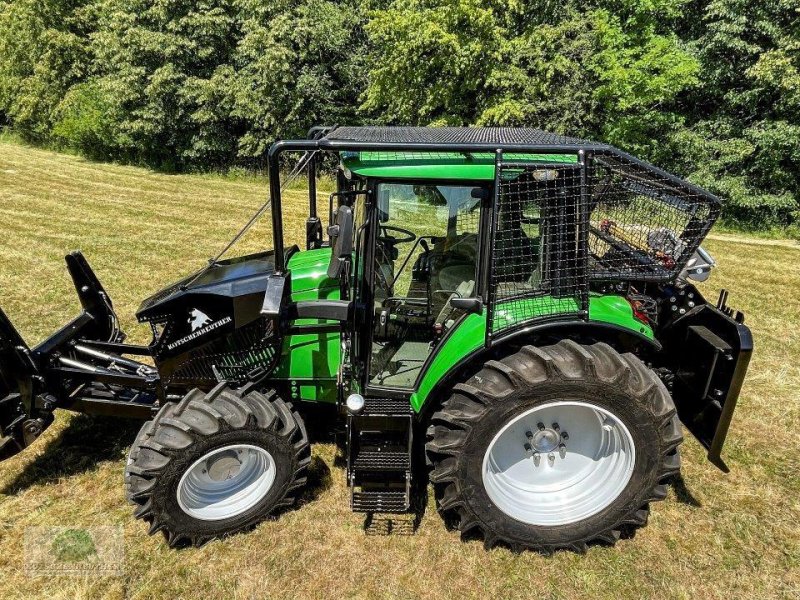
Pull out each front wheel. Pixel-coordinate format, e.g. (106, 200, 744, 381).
(426, 340, 682, 553)
(125, 384, 310, 547)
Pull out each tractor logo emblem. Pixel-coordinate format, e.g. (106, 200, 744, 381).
(189, 309, 212, 332)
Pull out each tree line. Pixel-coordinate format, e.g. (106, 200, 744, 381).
(1, 0, 797, 231)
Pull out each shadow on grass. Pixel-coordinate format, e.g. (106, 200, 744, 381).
(3, 412, 334, 500)
(0, 414, 142, 495)
(297, 455, 333, 507)
(672, 473, 702, 507)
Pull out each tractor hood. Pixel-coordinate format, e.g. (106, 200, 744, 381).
(137, 251, 276, 322)
(136, 247, 336, 322)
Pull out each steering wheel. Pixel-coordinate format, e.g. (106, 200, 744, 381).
(378, 225, 416, 245)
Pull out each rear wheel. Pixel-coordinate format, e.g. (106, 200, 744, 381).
(125, 383, 309, 547)
(426, 340, 682, 553)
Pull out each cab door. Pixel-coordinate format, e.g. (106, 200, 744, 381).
(360, 180, 488, 396)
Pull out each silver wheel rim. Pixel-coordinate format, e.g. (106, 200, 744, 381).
(177, 444, 276, 521)
(482, 401, 636, 526)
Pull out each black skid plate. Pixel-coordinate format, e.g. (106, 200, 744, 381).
(660, 292, 753, 472)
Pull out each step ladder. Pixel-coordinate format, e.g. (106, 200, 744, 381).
(347, 397, 413, 514)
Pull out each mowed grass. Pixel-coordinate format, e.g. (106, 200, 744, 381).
(0, 140, 798, 600)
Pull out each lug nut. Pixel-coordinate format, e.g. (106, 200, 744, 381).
(525, 430, 533, 440)
(537, 422, 545, 431)
(533, 452, 541, 466)
(552, 422, 560, 432)
(559, 444, 567, 459)
(524, 442, 533, 454)
(561, 431, 569, 440)
(548, 453, 555, 465)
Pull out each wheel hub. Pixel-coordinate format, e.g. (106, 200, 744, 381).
(482, 401, 636, 526)
(177, 444, 276, 521)
(205, 451, 242, 481)
(529, 426, 561, 453)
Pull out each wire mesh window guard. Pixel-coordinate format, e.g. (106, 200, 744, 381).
(489, 158, 587, 334)
(312, 135, 720, 340)
(587, 151, 717, 283)
(488, 148, 718, 337)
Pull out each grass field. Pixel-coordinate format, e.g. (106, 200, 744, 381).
(0, 141, 798, 600)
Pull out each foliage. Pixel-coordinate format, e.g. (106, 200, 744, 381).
(674, 0, 800, 227)
(0, 0, 797, 228)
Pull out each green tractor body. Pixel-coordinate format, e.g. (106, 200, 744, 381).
(0, 126, 752, 552)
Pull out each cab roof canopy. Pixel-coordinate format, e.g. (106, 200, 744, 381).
(265, 125, 720, 274)
(321, 126, 605, 181)
(322, 125, 601, 148)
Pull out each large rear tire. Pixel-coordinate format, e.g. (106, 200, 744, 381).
(125, 383, 310, 547)
(426, 340, 682, 553)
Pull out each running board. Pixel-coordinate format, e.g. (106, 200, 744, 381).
(347, 397, 413, 514)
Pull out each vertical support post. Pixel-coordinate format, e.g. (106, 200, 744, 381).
(305, 153, 322, 249)
(578, 149, 590, 319)
(308, 153, 317, 219)
(268, 150, 285, 274)
(486, 148, 503, 346)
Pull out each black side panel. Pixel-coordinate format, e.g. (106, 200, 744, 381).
(0, 308, 38, 460)
(660, 303, 752, 472)
(0, 308, 36, 400)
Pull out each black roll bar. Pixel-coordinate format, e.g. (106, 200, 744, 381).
(266, 136, 721, 275)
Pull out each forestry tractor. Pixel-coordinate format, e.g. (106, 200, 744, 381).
(0, 127, 752, 552)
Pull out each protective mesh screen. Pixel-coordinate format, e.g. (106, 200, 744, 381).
(587, 151, 717, 282)
(489, 162, 587, 334)
(164, 319, 280, 386)
(454, 195, 481, 236)
(326, 126, 593, 146)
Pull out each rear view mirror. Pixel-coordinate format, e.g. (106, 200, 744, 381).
(471, 187, 490, 200)
(449, 297, 483, 314)
(327, 205, 354, 279)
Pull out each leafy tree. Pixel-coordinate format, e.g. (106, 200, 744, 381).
(0, 0, 797, 230)
(364, 0, 699, 159)
(230, 0, 368, 159)
(672, 0, 800, 228)
(363, 0, 501, 125)
(0, 0, 96, 143)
